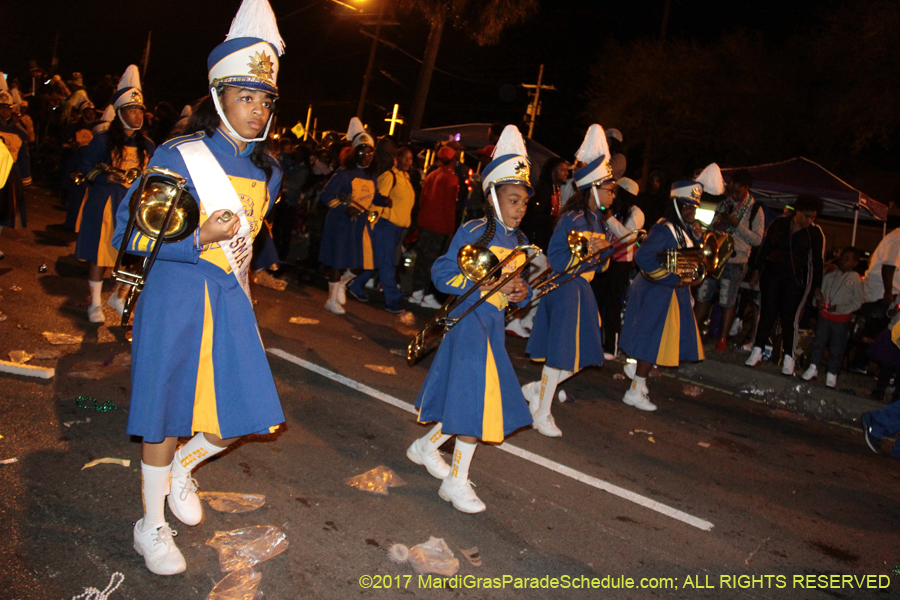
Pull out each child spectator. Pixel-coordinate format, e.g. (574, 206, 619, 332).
(802, 247, 863, 387)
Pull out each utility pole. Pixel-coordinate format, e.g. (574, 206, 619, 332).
(521, 64, 556, 139)
(356, 0, 386, 119)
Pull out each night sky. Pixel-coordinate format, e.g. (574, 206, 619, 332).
(2, 0, 830, 155)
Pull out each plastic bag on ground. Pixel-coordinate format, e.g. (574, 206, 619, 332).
(199, 492, 266, 513)
(43, 332, 83, 345)
(388, 537, 459, 576)
(207, 567, 262, 600)
(206, 526, 288, 572)
(346, 466, 405, 495)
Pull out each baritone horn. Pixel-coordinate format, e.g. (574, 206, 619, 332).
(407, 244, 542, 364)
(657, 231, 729, 287)
(505, 229, 646, 324)
(113, 166, 210, 326)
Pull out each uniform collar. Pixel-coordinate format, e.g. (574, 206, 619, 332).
(213, 126, 254, 157)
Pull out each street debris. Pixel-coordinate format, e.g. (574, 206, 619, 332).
(698, 442, 711, 448)
(346, 466, 405, 495)
(289, 316, 319, 325)
(43, 332, 83, 345)
(38, 264, 48, 273)
(33, 348, 61, 360)
(70, 571, 124, 600)
(459, 546, 482, 567)
(390, 348, 406, 357)
(75, 396, 117, 412)
(1, 458, 18, 465)
(397, 311, 416, 326)
(351, 335, 363, 341)
(0, 312, 6, 322)
(558, 390, 577, 403)
(9, 351, 33, 364)
(387, 537, 459, 576)
(206, 526, 288, 572)
(63, 418, 91, 428)
(682, 384, 704, 397)
(67, 354, 130, 380)
(207, 567, 262, 600)
(0, 359, 55, 379)
(612, 373, 626, 380)
(81, 458, 131, 470)
(364, 364, 397, 375)
(9, 285, 21, 291)
(199, 492, 266, 513)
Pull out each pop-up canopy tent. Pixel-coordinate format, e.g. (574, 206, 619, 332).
(410, 123, 559, 177)
(720, 157, 887, 244)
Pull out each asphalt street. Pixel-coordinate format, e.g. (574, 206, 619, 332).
(0, 187, 897, 600)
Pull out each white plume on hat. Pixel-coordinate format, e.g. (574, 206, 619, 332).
(575, 124, 610, 165)
(226, 0, 285, 56)
(491, 124, 528, 159)
(695, 163, 725, 196)
(92, 105, 116, 133)
(347, 117, 374, 147)
(0, 74, 8, 93)
(117, 64, 142, 92)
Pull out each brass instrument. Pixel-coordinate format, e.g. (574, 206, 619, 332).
(86, 163, 142, 186)
(407, 244, 542, 364)
(505, 229, 647, 324)
(657, 231, 732, 287)
(340, 193, 378, 224)
(112, 166, 207, 326)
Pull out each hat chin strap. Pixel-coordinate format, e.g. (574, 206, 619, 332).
(591, 187, 603, 212)
(211, 86, 272, 144)
(489, 187, 508, 229)
(117, 112, 136, 132)
(673, 198, 689, 231)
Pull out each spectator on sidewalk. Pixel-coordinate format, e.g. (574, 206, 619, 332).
(409, 146, 459, 309)
(745, 194, 825, 376)
(802, 246, 864, 387)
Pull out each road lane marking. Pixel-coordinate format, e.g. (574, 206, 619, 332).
(268, 348, 714, 531)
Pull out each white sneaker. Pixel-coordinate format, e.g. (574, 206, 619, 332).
(505, 319, 530, 338)
(420, 294, 442, 309)
(826, 373, 837, 388)
(107, 295, 125, 318)
(167, 471, 202, 526)
(87, 304, 104, 323)
(745, 346, 763, 367)
(623, 387, 657, 411)
(729, 317, 743, 337)
(532, 413, 562, 437)
(324, 298, 345, 315)
(133, 520, 186, 575)
(802, 364, 818, 381)
(406, 438, 451, 479)
(521, 381, 540, 415)
(438, 477, 486, 513)
(603, 352, 616, 360)
(364, 278, 376, 290)
(782, 354, 795, 376)
(409, 290, 424, 305)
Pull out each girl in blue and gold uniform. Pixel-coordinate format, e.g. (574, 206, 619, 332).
(76, 65, 155, 323)
(318, 118, 385, 314)
(0, 88, 31, 260)
(619, 181, 705, 411)
(406, 125, 534, 514)
(112, 0, 286, 575)
(523, 124, 614, 437)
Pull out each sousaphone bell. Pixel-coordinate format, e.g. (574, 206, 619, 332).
(112, 166, 207, 326)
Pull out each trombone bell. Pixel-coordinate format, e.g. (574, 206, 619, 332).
(458, 244, 501, 285)
(133, 180, 200, 242)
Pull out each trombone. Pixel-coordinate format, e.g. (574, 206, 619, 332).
(657, 230, 733, 287)
(407, 243, 542, 364)
(505, 229, 646, 324)
(340, 193, 378, 224)
(76, 163, 142, 187)
(112, 166, 206, 326)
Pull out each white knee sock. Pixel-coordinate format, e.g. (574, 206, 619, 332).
(449, 439, 477, 481)
(327, 282, 338, 303)
(141, 462, 171, 530)
(89, 280, 103, 307)
(171, 433, 226, 477)
(419, 423, 451, 452)
(537, 367, 572, 419)
(631, 375, 647, 395)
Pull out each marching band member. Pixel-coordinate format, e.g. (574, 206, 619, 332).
(112, 0, 286, 574)
(521, 124, 613, 437)
(61, 90, 97, 231)
(318, 117, 384, 314)
(406, 125, 534, 513)
(76, 65, 155, 322)
(619, 181, 706, 411)
(0, 87, 31, 259)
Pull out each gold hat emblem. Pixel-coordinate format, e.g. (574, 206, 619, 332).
(248, 50, 275, 82)
(514, 160, 530, 180)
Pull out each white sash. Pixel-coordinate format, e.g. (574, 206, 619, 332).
(177, 140, 254, 301)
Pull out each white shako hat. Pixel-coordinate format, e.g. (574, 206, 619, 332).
(207, 0, 285, 143)
(694, 163, 725, 196)
(670, 180, 703, 207)
(111, 64, 144, 111)
(0, 90, 12, 107)
(347, 117, 374, 148)
(93, 105, 116, 134)
(481, 124, 533, 220)
(574, 124, 614, 190)
(71, 89, 94, 113)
